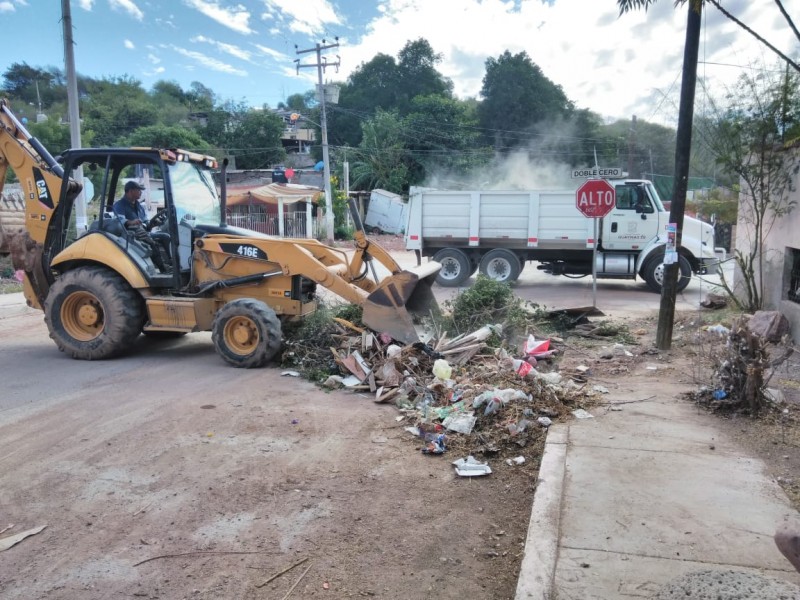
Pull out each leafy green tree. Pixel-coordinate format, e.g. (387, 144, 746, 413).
(224, 107, 286, 170)
(186, 81, 216, 112)
(600, 117, 676, 178)
(1, 62, 65, 108)
(121, 124, 210, 151)
(278, 93, 313, 112)
(27, 117, 76, 155)
(81, 76, 158, 146)
(395, 39, 453, 113)
(478, 51, 573, 150)
(403, 94, 489, 182)
(150, 80, 192, 128)
(350, 110, 409, 193)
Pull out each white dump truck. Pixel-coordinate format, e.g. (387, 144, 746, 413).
(405, 179, 717, 292)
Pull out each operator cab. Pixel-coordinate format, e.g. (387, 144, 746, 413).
(52, 148, 219, 289)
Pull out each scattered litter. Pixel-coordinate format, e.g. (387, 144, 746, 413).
(341, 375, 363, 387)
(452, 455, 492, 477)
(592, 385, 609, 394)
(0, 525, 47, 552)
(538, 372, 563, 385)
(421, 434, 447, 455)
(386, 344, 403, 358)
(281, 370, 301, 377)
(645, 364, 659, 371)
(764, 388, 785, 405)
(523, 334, 557, 359)
(505, 456, 526, 466)
(537, 416, 553, 427)
(576, 365, 590, 373)
(706, 323, 731, 336)
(322, 375, 345, 388)
(572, 409, 594, 419)
(291, 419, 299, 425)
(442, 412, 477, 435)
(432, 358, 452, 380)
(613, 343, 633, 357)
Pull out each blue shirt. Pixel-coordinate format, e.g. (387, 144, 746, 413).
(112, 196, 147, 225)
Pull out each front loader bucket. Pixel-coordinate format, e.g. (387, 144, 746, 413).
(361, 261, 441, 344)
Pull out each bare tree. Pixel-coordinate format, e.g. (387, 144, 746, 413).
(702, 66, 800, 311)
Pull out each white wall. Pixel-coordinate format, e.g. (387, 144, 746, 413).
(734, 157, 800, 342)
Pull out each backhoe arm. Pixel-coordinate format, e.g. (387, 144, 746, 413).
(0, 99, 82, 307)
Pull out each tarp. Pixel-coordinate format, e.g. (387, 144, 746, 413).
(226, 183, 322, 207)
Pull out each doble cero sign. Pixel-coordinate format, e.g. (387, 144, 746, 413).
(575, 179, 616, 219)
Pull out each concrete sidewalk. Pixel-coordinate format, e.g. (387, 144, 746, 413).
(515, 388, 800, 599)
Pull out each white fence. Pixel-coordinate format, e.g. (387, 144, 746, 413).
(227, 201, 323, 239)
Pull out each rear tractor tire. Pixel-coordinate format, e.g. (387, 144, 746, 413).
(432, 248, 472, 287)
(212, 299, 282, 368)
(44, 266, 145, 360)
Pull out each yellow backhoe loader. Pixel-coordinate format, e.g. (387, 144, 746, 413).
(0, 99, 440, 367)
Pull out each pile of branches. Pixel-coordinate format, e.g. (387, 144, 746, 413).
(696, 317, 794, 414)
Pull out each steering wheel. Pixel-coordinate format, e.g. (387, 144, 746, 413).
(147, 208, 167, 231)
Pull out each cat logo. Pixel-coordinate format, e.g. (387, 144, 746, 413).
(32, 167, 54, 209)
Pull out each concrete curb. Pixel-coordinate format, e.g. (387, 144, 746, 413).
(515, 423, 568, 600)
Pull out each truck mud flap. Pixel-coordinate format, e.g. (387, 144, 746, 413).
(361, 261, 440, 344)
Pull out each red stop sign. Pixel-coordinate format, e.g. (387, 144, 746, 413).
(576, 179, 616, 218)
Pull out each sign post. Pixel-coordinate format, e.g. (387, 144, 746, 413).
(575, 179, 616, 307)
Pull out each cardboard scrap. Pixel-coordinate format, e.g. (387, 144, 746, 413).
(0, 525, 47, 551)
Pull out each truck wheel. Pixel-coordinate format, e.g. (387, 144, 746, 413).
(433, 249, 471, 287)
(212, 299, 282, 368)
(642, 254, 692, 293)
(479, 249, 521, 283)
(44, 266, 145, 360)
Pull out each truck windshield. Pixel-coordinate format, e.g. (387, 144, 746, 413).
(168, 161, 220, 224)
(644, 182, 666, 211)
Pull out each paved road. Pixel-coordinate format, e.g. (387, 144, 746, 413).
(391, 250, 733, 319)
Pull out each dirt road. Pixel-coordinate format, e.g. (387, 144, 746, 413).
(0, 301, 538, 599)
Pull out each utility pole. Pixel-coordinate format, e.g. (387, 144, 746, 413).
(61, 0, 87, 230)
(656, 1, 702, 350)
(295, 40, 339, 244)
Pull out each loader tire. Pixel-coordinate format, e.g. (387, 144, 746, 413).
(479, 248, 521, 283)
(44, 266, 145, 360)
(433, 248, 471, 287)
(212, 299, 282, 368)
(642, 253, 692, 293)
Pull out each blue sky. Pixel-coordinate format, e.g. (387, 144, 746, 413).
(1, 0, 798, 125)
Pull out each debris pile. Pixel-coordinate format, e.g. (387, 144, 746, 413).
(690, 316, 795, 414)
(284, 314, 606, 462)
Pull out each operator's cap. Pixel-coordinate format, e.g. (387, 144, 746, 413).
(124, 181, 145, 192)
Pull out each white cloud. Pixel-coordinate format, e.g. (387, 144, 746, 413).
(124, 39, 135, 50)
(191, 35, 253, 62)
(147, 53, 161, 65)
(253, 43, 288, 62)
(261, 0, 341, 36)
(0, 2, 15, 12)
(183, 0, 254, 35)
(168, 45, 248, 76)
(109, 0, 144, 21)
(335, 0, 800, 125)
(77, 0, 94, 10)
